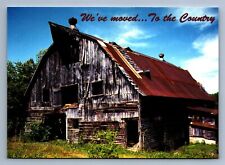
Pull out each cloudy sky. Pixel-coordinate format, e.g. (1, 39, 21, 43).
(7, 7, 218, 94)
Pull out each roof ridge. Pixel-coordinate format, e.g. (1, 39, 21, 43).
(49, 21, 104, 42)
(49, 21, 185, 72)
(129, 50, 186, 71)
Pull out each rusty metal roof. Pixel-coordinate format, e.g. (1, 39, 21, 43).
(96, 39, 213, 101)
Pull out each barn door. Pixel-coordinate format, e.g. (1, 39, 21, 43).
(126, 119, 139, 147)
(44, 113, 66, 140)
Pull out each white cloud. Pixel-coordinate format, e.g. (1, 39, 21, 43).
(182, 35, 218, 94)
(86, 13, 155, 49)
(173, 8, 217, 30)
(116, 28, 151, 47)
(114, 24, 154, 48)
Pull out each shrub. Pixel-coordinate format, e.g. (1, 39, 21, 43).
(88, 130, 119, 158)
(23, 122, 51, 142)
(78, 133, 85, 145)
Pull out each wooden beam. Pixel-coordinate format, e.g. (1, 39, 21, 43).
(97, 40, 118, 62)
(112, 46, 142, 79)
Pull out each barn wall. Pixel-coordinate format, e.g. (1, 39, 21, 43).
(140, 97, 189, 151)
(26, 35, 140, 145)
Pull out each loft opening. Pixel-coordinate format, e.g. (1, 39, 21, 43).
(72, 119, 79, 129)
(62, 41, 80, 65)
(69, 43, 80, 63)
(61, 84, 78, 105)
(53, 90, 62, 106)
(42, 88, 50, 102)
(92, 80, 104, 96)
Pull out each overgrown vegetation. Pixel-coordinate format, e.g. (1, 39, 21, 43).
(8, 139, 218, 159)
(23, 122, 51, 142)
(7, 49, 47, 138)
(7, 59, 37, 137)
(8, 140, 87, 158)
(8, 129, 219, 159)
(87, 130, 119, 158)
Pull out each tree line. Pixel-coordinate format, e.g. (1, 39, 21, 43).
(7, 50, 46, 137)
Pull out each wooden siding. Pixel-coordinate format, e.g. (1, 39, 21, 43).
(26, 35, 140, 145)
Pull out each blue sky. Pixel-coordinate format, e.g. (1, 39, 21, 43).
(7, 7, 218, 93)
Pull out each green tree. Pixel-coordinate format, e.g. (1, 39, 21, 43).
(7, 59, 37, 137)
(210, 92, 218, 107)
(211, 92, 218, 102)
(36, 49, 47, 63)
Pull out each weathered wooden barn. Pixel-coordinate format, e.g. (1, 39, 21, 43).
(24, 17, 217, 151)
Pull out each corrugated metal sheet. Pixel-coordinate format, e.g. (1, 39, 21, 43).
(96, 40, 213, 101)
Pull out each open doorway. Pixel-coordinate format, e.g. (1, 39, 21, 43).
(44, 113, 66, 140)
(126, 119, 139, 147)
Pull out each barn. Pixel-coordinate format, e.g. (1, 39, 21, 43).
(24, 17, 217, 151)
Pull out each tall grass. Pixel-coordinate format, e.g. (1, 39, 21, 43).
(7, 139, 218, 159)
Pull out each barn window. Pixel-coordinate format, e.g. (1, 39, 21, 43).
(61, 84, 78, 105)
(62, 43, 80, 65)
(193, 128, 203, 137)
(72, 119, 79, 129)
(53, 90, 61, 106)
(92, 81, 104, 96)
(43, 88, 50, 102)
(70, 44, 80, 63)
(204, 130, 215, 140)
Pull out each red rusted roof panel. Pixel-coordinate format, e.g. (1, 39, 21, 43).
(101, 43, 213, 101)
(123, 51, 213, 100)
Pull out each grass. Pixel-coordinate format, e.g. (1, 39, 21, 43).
(7, 139, 218, 159)
(7, 140, 87, 158)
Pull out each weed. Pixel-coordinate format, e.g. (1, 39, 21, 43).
(7, 139, 218, 159)
(87, 130, 119, 158)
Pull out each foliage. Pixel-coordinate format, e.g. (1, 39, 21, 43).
(94, 130, 117, 144)
(7, 140, 218, 159)
(173, 143, 218, 158)
(87, 130, 119, 158)
(78, 133, 85, 145)
(23, 122, 51, 142)
(211, 92, 218, 104)
(36, 49, 48, 63)
(7, 48, 48, 138)
(7, 59, 37, 137)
